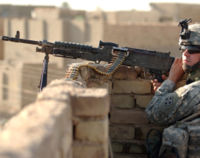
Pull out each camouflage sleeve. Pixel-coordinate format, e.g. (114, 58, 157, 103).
(145, 79, 200, 125)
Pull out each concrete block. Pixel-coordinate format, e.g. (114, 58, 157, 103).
(129, 143, 146, 154)
(110, 125, 135, 140)
(110, 109, 148, 125)
(112, 79, 151, 94)
(111, 142, 124, 153)
(135, 95, 153, 108)
(86, 79, 112, 94)
(71, 88, 110, 117)
(75, 118, 108, 143)
(73, 141, 108, 158)
(111, 94, 135, 109)
(113, 153, 147, 158)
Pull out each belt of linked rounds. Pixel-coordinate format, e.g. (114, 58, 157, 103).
(65, 51, 128, 80)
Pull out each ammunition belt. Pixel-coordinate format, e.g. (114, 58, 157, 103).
(65, 51, 128, 80)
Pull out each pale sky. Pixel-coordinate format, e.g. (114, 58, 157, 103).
(0, 0, 200, 11)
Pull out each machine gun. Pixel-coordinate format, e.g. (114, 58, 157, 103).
(1, 31, 174, 91)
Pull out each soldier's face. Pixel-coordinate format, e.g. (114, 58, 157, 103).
(182, 49, 200, 66)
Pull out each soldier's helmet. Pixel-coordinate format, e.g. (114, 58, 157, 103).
(179, 19, 200, 52)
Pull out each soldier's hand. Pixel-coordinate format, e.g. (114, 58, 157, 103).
(151, 75, 167, 92)
(168, 58, 184, 83)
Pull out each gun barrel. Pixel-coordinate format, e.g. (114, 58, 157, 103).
(1, 36, 42, 46)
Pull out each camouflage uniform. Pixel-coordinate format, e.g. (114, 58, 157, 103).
(146, 68, 200, 158)
(146, 21, 200, 158)
(146, 71, 200, 125)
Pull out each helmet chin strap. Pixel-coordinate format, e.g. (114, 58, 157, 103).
(183, 62, 200, 73)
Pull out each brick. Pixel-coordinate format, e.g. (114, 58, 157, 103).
(135, 95, 153, 108)
(110, 125, 135, 140)
(75, 119, 108, 143)
(114, 153, 147, 158)
(112, 80, 151, 94)
(111, 94, 135, 109)
(112, 66, 138, 80)
(110, 109, 149, 125)
(129, 143, 146, 154)
(71, 88, 110, 117)
(111, 140, 147, 155)
(73, 141, 108, 158)
(135, 127, 151, 140)
(86, 79, 112, 94)
(139, 71, 153, 80)
(111, 142, 124, 153)
(135, 126, 163, 140)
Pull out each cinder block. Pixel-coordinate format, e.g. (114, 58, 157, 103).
(135, 95, 153, 108)
(110, 125, 135, 140)
(110, 109, 149, 125)
(75, 118, 108, 143)
(112, 79, 151, 94)
(73, 141, 108, 158)
(111, 94, 135, 109)
(71, 88, 110, 117)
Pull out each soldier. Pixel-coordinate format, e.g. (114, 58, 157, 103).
(146, 19, 200, 158)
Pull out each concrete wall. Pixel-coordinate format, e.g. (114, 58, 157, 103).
(0, 5, 35, 18)
(0, 61, 67, 109)
(0, 78, 109, 158)
(32, 8, 86, 20)
(0, 18, 4, 60)
(77, 63, 157, 158)
(86, 11, 105, 46)
(69, 19, 87, 43)
(103, 23, 180, 57)
(21, 63, 66, 107)
(150, 3, 200, 22)
(106, 10, 160, 25)
(110, 66, 156, 158)
(0, 62, 23, 108)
